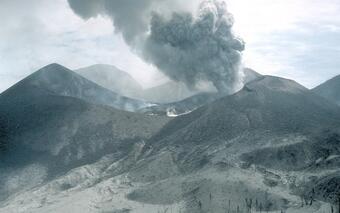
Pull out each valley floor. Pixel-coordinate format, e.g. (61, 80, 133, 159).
(0, 153, 334, 213)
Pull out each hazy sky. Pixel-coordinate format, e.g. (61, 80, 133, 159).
(1, 0, 340, 92)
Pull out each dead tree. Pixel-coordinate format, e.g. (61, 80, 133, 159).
(259, 202, 263, 213)
(300, 195, 305, 207)
(227, 199, 231, 213)
(245, 198, 253, 213)
(309, 189, 316, 206)
(338, 193, 340, 213)
(0, 119, 8, 152)
(198, 200, 202, 210)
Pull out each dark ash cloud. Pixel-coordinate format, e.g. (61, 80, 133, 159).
(68, 0, 155, 44)
(144, 1, 245, 92)
(67, 0, 245, 93)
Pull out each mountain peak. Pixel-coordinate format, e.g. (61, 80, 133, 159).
(74, 64, 143, 99)
(244, 75, 308, 94)
(0, 64, 150, 111)
(32, 63, 75, 79)
(312, 74, 340, 105)
(0, 63, 73, 98)
(42, 63, 65, 69)
(243, 68, 262, 84)
(35, 63, 69, 74)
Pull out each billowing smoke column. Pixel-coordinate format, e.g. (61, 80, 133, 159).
(144, 1, 245, 92)
(68, 0, 245, 93)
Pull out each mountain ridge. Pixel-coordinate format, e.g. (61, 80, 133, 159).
(1, 64, 340, 212)
(312, 74, 340, 105)
(74, 64, 143, 99)
(0, 63, 151, 112)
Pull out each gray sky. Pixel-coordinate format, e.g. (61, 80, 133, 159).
(1, 0, 340, 92)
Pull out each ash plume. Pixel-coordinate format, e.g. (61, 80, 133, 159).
(68, 0, 245, 93)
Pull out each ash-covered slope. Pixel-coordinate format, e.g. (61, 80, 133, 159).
(0, 64, 150, 112)
(74, 64, 143, 99)
(134, 76, 340, 211)
(312, 74, 340, 105)
(0, 95, 168, 164)
(1, 74, 339, 213)
(150, 76, 340, 148)
(139, 92, 221, 116)
(0, 64, 170, 200)
(0, 81, 170, 201)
